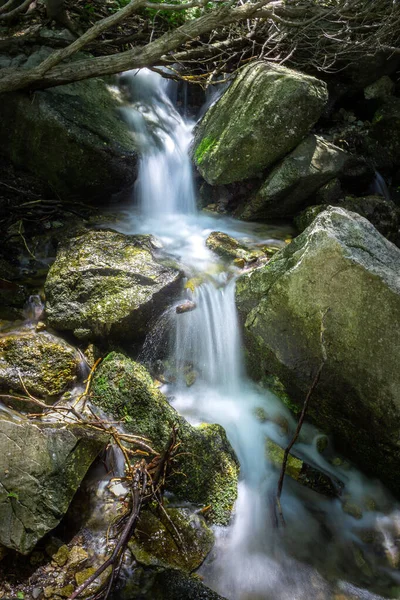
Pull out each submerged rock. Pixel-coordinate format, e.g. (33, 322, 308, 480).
(91, 353, 239, 525)
(236, 207, 400, 494)
(44, 230, 182, 342)
(235, 135, 349, 220)
(0, 415, 107, 554)
(0, 76, 137, 202)
(0, 330, 81, 402)
(206, 231, 263, 263)
(129, 507, 214, 572)
(192, 61, 328, 184)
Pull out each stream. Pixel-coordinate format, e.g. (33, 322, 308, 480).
(112, 69, 400, 600)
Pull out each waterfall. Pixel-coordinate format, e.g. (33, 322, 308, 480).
(114, 69, 399, 600)
(120, 68, 196, 216)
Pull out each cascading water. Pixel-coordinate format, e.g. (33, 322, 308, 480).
(115, 69, 400, 600)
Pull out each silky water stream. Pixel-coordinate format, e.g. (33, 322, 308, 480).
(113, 69, 400, 600)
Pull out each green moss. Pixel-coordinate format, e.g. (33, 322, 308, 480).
(194, 136, 216, 164)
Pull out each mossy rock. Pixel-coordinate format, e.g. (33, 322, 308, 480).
(129, 507, 214, 572)
(192, 61, 328, 185)
(236, 135, 350, 221)
(91, 353, 239, 525)
(205, 231, 263, 263)
(0, 76, 138, 202)
(149, 568, 228, 599)
(0, 330, 81, 402)
(0, 416, 107, 554)
(236, 206, 400, 496)
(44, 230, 182, 343)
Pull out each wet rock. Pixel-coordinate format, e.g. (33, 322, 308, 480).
(150, 568, 228, 600)
(193, 61, 328, 185)
(91, 353, 239, 525)
(52, 545, 69, 567)
(295, 196, 400, 244)
(236, 135, 350, 221)
(236, 206, 400, 495)
(206, 231, 263, 263)
(129, 507, 214, 572)
(176, 301, 197, 314)
(45, 230, 182, 343)
(0, 415, 107, 554)
(0, 330, 82, 402)
(0, 74, 137, 202)
(75, 566, 112, 596)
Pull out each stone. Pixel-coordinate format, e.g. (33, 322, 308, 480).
(91, 353, 239, 525)
(0, 415, 107, 554)
(149, 569, 228, 600)
(52, 545, 69, 567)
(0, 330, 82, 401)
(266, 439, 340, 497)
(236, 206, 400, 494)
(295, 196, 400, 245)
(205, 231, 262, 262)
(192, 61, 328, 185)
(128, 507, 214, 572)
(364, 75, 394, 100)
(0, 73, 137, 202)
(44, 230, 182, 342)
(235, 135, 350, 220)
(67, 546, 89, 569)
(75, 566, 112, 597)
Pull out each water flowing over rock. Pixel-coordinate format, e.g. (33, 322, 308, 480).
(0, 415, 107, 554)
(44, 230, 182, 342)
(91, 353, 239, 525)
(192, 61, 328, 185)
(235, 135, 350, 220)
(236, 206, 400, 494)
(0, 330, 82, 402)
(0, 75, 137, 202)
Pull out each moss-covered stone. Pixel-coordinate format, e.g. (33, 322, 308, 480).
(91, 353, 239, 525)
(206, 231, 263, 263)
(129, 507, 214, 572)
(149, 568, 228, 600)
(236, 135, 349, 221)
(0, 416, 107, 554)
(0, 330, 81, 401)
(0, 77, 138, 202)
(192, 61, 328, 185)
(44, 230, 182, 343)
(236, 206, 400, 495)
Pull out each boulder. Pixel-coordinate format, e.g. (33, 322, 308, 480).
(44, 230, 182, 342)
(295, 196, 400, 244)
(192, 61, 328, 185)
(235, 135, 349, 220)
(0, 330, 82, 401)
(0, 76, 137, 202)
(149, 569, 227, 600)
(129, 507, 214, 572)
(236, 207, 400, 494)
(0, 415, 107, 554)
(91, 353, 239, 525)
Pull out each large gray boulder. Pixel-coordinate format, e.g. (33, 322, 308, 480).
(0, 415, 107, 554)
(0, 77, 137, 202)
(192, 61, 328, 185)
(44, 230, 182, 342)
(236, 207, 400, 494)
(91, 353, 239, 525)
(235, 135, 349, 220)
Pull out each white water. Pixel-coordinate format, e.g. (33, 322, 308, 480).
(114, 69, 400, 600)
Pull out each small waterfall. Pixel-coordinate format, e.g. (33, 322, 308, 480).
(120, 68, 196, 216)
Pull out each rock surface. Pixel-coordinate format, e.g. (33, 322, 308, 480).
(235, 135, 349, 220)
(0, 77, 137, 202)
(236, 207, 400, 494)
(0, 415, 107, 554)
(150, 568, 228, 599)
(129, 507, 214, 572)
(0, 330, 82, 401)
(44, 230, 182, 342)
(192, 61, 328, 184)
(205, 231, 263, 263)
(91, 353, 239, 525)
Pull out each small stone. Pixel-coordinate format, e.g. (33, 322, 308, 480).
(32, 588, 42, 599)
(35, 321, 46, 332)
(342, 501, 363, 520)
(56, 585, 74, 598)
(233, 258, 245, 269)
(44, 587, 54, 598)
(316, 435, 329, 454)
(176, 301, 197, 314)
(185, 370, 197, 387)
(75, 566, 112, 597)
(52, 545, 69, 567)
(67, 546, 88, 569)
